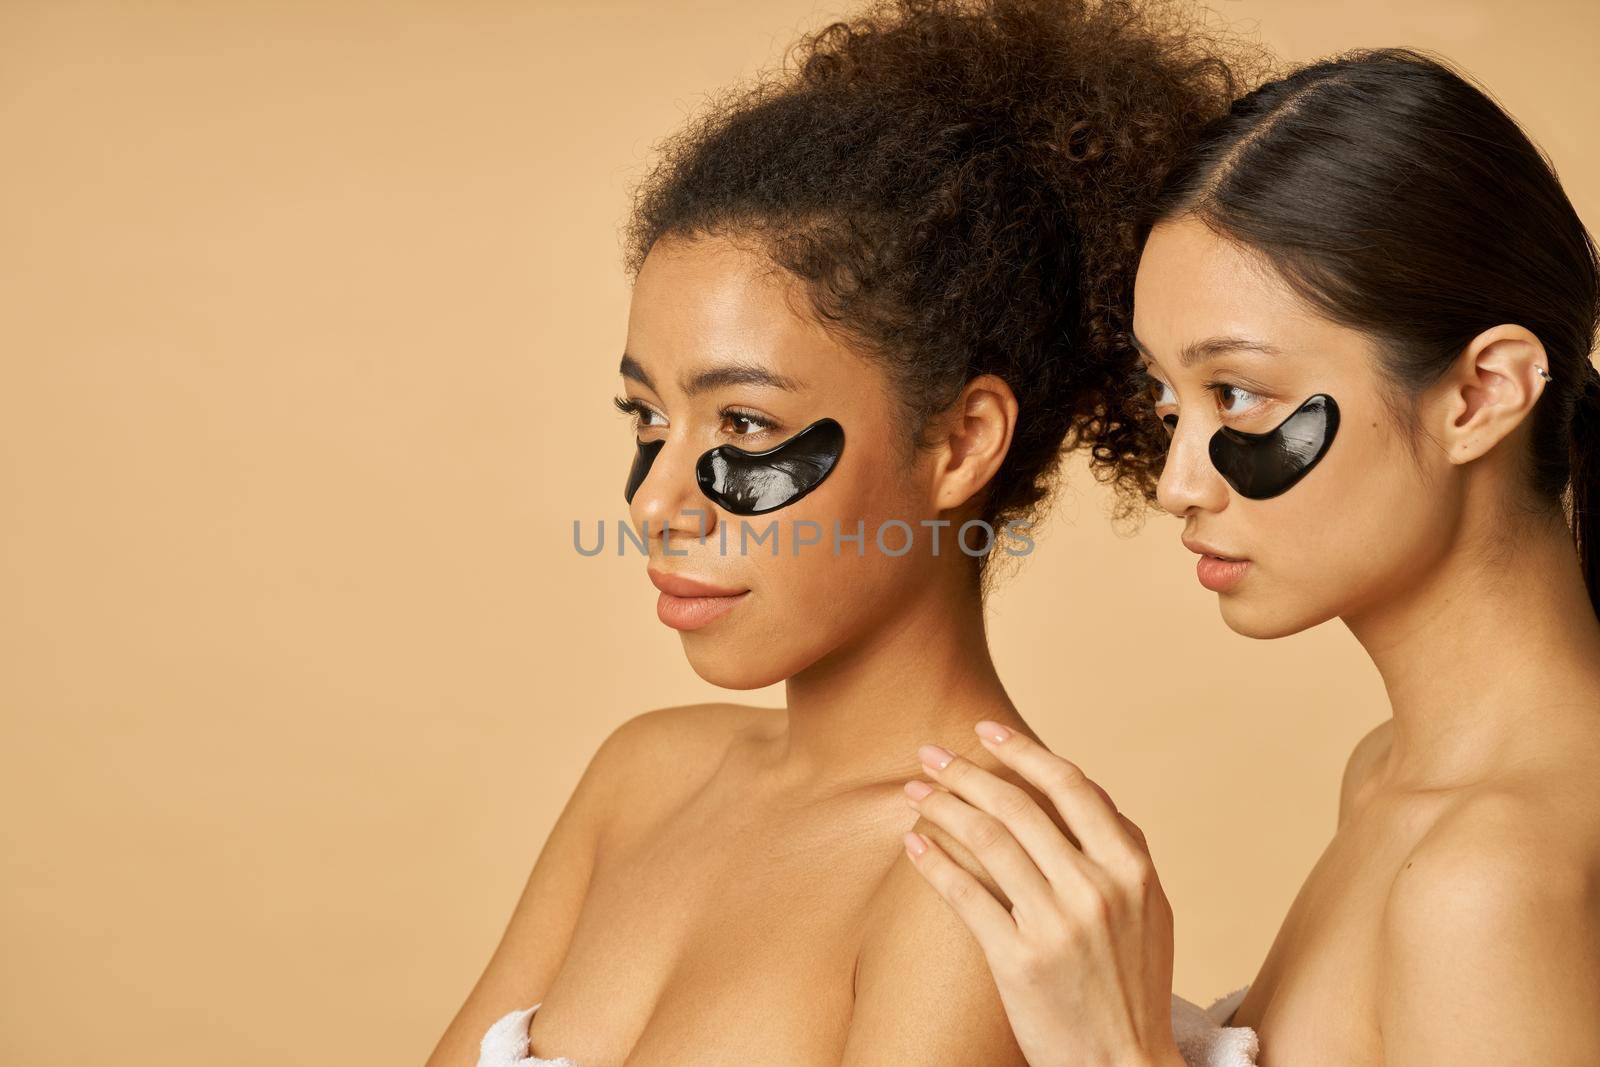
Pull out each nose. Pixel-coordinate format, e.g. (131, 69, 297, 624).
(626, 437, 719, 548)
(1155, 420, 1229, 518)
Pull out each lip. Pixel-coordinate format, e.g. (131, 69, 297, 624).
(1181, 536, 1247, 562)
(647, 569, 747, 598)
(647, 568, 751, 631)
(1181, 537, 1252, 594)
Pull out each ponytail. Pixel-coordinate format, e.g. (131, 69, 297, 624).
(1571, 362, 1600, 616)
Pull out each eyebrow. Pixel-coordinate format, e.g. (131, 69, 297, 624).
(618, 353, 805, 396)
(1129, 332, 1283, 367)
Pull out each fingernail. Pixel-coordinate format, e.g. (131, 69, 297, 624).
(918, 744, 955, 770)
(975, 720, 1012, 744)
(903, 779, 934, 801)
(903, 830, 928, 856)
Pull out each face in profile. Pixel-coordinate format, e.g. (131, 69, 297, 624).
(1131, 216, 1464, 639)
(620, 233, 967, 688)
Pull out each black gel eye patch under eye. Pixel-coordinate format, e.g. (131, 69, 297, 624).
(697, 417, 845, 515)
(1208, 393, 1340, 500)
(623, 437, 665, 504)
(621, 418, 846, 514)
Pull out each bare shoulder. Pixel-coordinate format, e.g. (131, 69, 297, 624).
(1377, 775, 1600, 1062)
(596, 701, 774, 770)
(1337, 719, 1392, 826)
(864, 745, 1047, 919)
(1386, 772, 1600, 925)
(844, 749, 1032, 1065)
(421, 702, 777, 1067)
(1394, 716, 1600, 898)
(586, 701, 781, 831)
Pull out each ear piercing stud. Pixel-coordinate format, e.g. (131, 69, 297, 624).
(1535, 365, 1555, 383)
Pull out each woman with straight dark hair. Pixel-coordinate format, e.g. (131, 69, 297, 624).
(897, 48, 1600, 1064)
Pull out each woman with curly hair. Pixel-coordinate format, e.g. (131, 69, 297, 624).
(422, 1, 1248, 1064)
(899, 48, 1600, 1066)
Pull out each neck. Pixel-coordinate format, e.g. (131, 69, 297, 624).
(771, 560, 1025, 791)
(1346, 507, 1600, 788)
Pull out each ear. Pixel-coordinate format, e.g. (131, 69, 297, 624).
(928, 374, 1019, 512)
(1426, 324, 1552, 466)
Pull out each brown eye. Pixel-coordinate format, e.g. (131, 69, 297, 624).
(1214, 383, 1264, 417)
(613, 395, 666, 433)
(720, 408, 775, 436)
(1148, 375, 1177, 408)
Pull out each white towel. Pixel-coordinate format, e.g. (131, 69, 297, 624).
(476, 1003, 574, 1067)
(1171, 985, 1259, 1067)
(479, 989, 1260, 1067)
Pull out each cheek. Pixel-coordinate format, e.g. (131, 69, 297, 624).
(686, 448, 936, 680)
(1251, 414, 1442, 613)
(761, 461, 933, 613)
(689, 535, 917, 686)
(790, 426, 930, 531)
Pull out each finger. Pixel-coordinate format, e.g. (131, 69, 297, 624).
(1117, 812, 1151, 854)
(901, 828, 1018, 952)
(970, 722, 1138, 867)
(903, 779, 1064, 920)
(914, 746, 1095, 892)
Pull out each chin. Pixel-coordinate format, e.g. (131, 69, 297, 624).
(680, 639, 808, 690)
(1216, 595, 1330, 641)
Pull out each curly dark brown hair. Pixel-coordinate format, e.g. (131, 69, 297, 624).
(624, 0, 1256, 554)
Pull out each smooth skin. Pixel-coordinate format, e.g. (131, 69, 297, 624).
(425, 232, 1059, 1067)
(900, 216, 1600, 1065)
(905, 723, 1181, 1067)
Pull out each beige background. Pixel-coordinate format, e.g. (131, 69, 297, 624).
(2, 1, 1595, 1063)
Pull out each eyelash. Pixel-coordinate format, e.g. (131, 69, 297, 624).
(611, 395, 778, 437)
(612, 395, 663, 431)
(1145, 374, 1267, 426)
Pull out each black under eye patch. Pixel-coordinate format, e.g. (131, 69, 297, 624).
(623, 437, 664, 504)
(621, 417, 846, 515)
(697, 417, 845, 514)
(1207, 393, 1340, 500)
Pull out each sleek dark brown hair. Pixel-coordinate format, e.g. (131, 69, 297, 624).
(624, 0, 1250, 553)
(1145, 47, 1600, 613)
